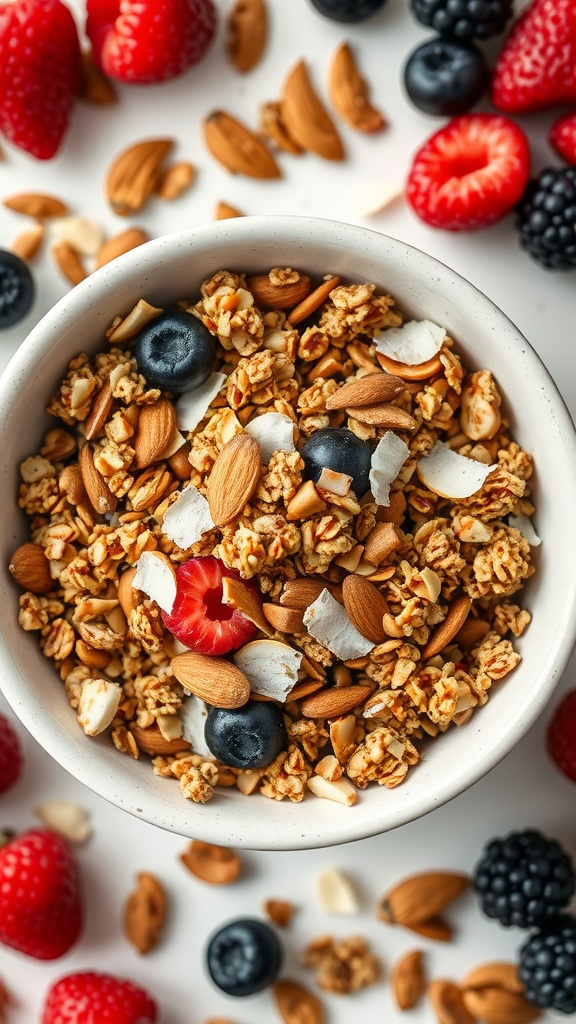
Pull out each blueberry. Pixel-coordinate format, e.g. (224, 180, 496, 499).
(404, 37, 488, 116)
(0, 249, 34, 329)
(301, 427, 372, 497)
(309, 0, 388, 21)
(134, 309, 216, 393)
(206, 918, 282, 996)
(204, 701, 288, 770)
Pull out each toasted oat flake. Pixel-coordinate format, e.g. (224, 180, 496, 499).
(162, 484, 215, 549)
(509, 513, 541, 547)
(369, 431, 410, 506)
(175, 372, 226, 431)
(417, 440, 495, 499)
(234, 639, 303, 701)
(179, 694, 213, 759)
(375, 319, 446, 365)
(304, 589, 374, 660)
(133, 551, 177, 614)
(243, 411, 295, 463)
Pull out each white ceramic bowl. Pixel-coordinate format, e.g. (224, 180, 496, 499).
(1, 216, 575, 850)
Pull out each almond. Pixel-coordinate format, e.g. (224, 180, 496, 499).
(280, 578, 334, 609)
(95, 228, 149, 269)
(288, 679, 323, 701)
(52, 241, 87, 286)
(227, 0, 267, 73)
(133, 399, 176, 469)
(326, 371, 405, 410)
(4, 193, 68, 218)
(329, 43, 386, 133)
(346, 403, 416, 430)
(301, 685, 372, 719)
(247, 273, 311, 310)
(281, 60, 344, 161)
(421, 596, 472, 659)
(130, 724, 190, 755)
(124, 872, 166, 955)
(180, 840, 241, 885)
(79, 50, 117, 105)
(376, 351, 444, 381)
(222, 576, 274, 636)
(393, 949, 426, 1010)
(454, 618, 491, 648)
(379, 489, 407, 525)
(208, 432, 261, 526)
(287, 276, 340, 326)
(11, 222, 44, 261)
(407, 917, 453, 942)
(263, 603, 305, 633)
(286, 480, 328, 521)
(79, 443, 118, 515)
(263, 899, 294, 927)
(363, 522, 402, 565)
(342, 575, 388, 644)
(330, 715, 357, 762)
(204, 110, 281, 179)
(106, 138, 173, 216)
(84, 382, 113, 440)
(117, 568, 141, 618)
(155, 161, 195, 201)
(377, 872, 469, 927)
(75, 640, 111, 670)
(59, 464, 87, 506)
(462, 963, 523, 994)
(259, 101, 303, 155)
(171, 652, 250, 708)
(428, 980, 475, 1024)
(9, 542, 52, 593)
(462, 986, 540, 1024)
(274, 978, 324, 1024)
(215, 201, 244, 219)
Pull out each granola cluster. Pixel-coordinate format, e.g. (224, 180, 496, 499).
(11, 268, 536, 807)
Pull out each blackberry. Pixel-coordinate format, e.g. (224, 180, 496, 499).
(517, 167, 576, 271)
(309, 0, 388, 22)
(411, 0, 513, 40)
(473, 830, 575, 928)
(519, 915, 576, 1014)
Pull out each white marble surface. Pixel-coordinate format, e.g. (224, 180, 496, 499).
(0, 0, 575, 1020)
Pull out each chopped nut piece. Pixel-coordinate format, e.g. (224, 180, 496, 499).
(180, 840, 242, 884)
(264, 899, 295, 927)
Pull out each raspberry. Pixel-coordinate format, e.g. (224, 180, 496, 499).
(550, 113, 576, 166)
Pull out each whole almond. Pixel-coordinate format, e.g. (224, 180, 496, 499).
(421, 597, 472, 659)
(377, 872, 469, 927)
(204, 110, 281, 179)
(376, 351, 444, 381)
(84, 382, 113, 440)
(95, 228, 149, 269)
(208, 433, 261, 526)
(393, 949, 426, 1010)
(342, 575, 388, 643)
(346, 403, 416, 430)
(227, 0, 267, 73)
(215, 201, 244, 220)
(133, 400, 177, 469)
(300, 685, 372, 719)
(247, 273, 311, 310)
(4, 193, 68, 218)
(329, 43, 386, 133)
(124, 872, 166, 955)
(130, 725, 190, 755)
(171, 652, 251, 708)
(180, 840, 242, 885)
(287, 276, 340, 326)
(106, 139, 173, 216)
(326, 372, 405, 410)
(79, 443, 118, 515)
(462, 987, 540, 1024)
(281, 60, 344, 161)
(280, 578, 333, 609)
(429, 980, 475, 1024)
(259, 101, 303, 155)
(274, 978, 324, 1024)
(288, 679, 323, 701)
(462, 963, 523, 994)
(9, 543, 52, 593)
(263, 603, 305, 633)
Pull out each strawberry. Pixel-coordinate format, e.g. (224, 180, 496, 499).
(0, 0, 81, 160)
(42, 972, 157, 1024)
(406, 113, 531, 231)
(0, 829, 82, 959)
(492, 0, 576, 113)
(547, 690, 576, 782)
(162, 555, 259, 656)
(550, 113, 576, 165)
(0, 714, 22, 794)
(86, 0, 217, 85)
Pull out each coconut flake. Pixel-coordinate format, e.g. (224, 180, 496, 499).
(374, 319, 446, 365)
(243, 412, 296, 464)
(179, 695, 213, 759)
(175, 372, 226, 432)
(417, 441, 495, 499)
(162, 484, 215, 549)
(132, 551, 177, 614)
(303, 589, 374, 660)
(369, 432, 410, 507)
(77, 678, 121, 736)
(509, 513, 542, 547)
(234, 639, 303, 702)
(316, 467, 352, 496)
(354, 180, 404, 218)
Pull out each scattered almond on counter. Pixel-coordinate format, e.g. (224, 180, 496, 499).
(377, 871, 469, 935)
(264, 899, 295, 927)
(155, 161, 196, 201)
(3, 192, 68, 218)
(328, 43, 386, 133)
(461, 962, 540, 1023)
(52, 240, 87, 286)
(281, 60, 344, 162)
(124, 872, 167, 955)
(274, 978, 325, 1024)
(180, 840, 242, 885)
(227, 0, 268, 74)
(428, 979, 475, 1024)
(79, 49, 117, 105)
(203, 110, 281, 178)
(392, 949, 426, 1010)
(106, 138, 174, 215)
(11, 222, 44, 261)
(214, 201, 244, 219)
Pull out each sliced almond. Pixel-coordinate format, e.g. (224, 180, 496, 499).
(52, 241, 87, 286)
(207, 432, 261, 526)
(282, 60, 344, 161)
(80, 50, 117, 105)
(95, 228, 149, 269)
(4, 193, 68, 218)
(301, 685, 372, 719)
(287, 276, 340, 326)
(79, 443, 118, 514)
(134, 399, 177, 469)
(462, 963, 523, 994)
(171, 652, 251, 708)
(215, 201, 244, 219)
(259, 101, 303, 155)
(286, 480, 327, 521)
(307, 774, 357, 806)
(363, 522, 401, 565)
(376, 352, 444, 381)
(222, 575, 274, 636)
(428, 980, 475, 1024)
(329, 43, 385, 133)
(124, 872, 166, 955)
(106, 138, 173, 216)
(377, 871, 468, 927)
(11, 222, 44, 261)
(342, 575, 388, 644)
(247, 272, 311, 310)
(421, 597, 472, 659)
(263, 603, 305, 633)
(227, 0, 267, 73)
(274, 979, 325, 1024)
(9, 542, 52, 593)
(346, 403, 416, 429)
(462, 986, 539, 1024)
(393, 949, 426, 1010)
(330, 714, 357, 762)
(155, 161, 195, 201)
(107, 298, 163, 342)
(204, 110, 281, 179)
(326, 371, 404, 410)
(287, 679, 323, 701)
(130, 724, 191, 755)
(84, 382, 113, 440)
(180, 840, 242, 885)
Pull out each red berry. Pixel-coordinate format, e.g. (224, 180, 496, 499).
(492, 0, 576, 113)
(42, 972, 157, 1024)
(0, 0, 81, 160)
(86, 0, 217, 85)
(162, 555, 258, 656)
(0, 714, 22, 794)
(407, 114, 531, 231)
(547, 690, 576, 782)
(0, 829, 82, 960)
(550, 113, 576, 165)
